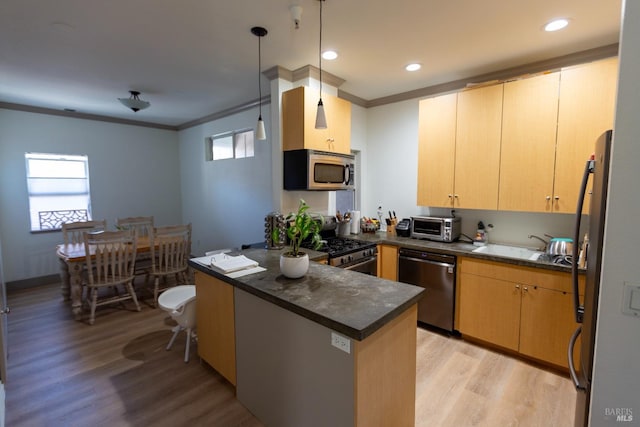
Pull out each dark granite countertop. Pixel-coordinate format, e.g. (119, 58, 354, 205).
(189, 248, 424, 341)
(355, 232, 581, 273)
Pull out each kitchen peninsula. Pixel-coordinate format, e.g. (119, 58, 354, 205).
(189, 248, 424, 427)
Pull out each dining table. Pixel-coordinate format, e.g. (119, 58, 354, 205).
(56, 237, 151, 320)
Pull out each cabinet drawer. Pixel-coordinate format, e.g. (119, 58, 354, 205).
(459, 257, 583, 293)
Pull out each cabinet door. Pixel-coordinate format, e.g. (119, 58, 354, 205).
(458, 272, 521, 351)
(499, 72, 560, 212)
(454, 84, 503, 209)
(282, 86, 351, 154)
(519, 285, 579, 368)
(417, 94, 457, 207)
(377, 244, 398, 281)
(324, 94, 352, 154)
(554, 57, 618, 213)
(195, 271, 237, 385)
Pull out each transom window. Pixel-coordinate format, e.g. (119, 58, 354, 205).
(25, 152, 92, 232)
(206, 129, 254, 161)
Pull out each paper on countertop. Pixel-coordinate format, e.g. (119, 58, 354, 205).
(191, 254, 265, 277)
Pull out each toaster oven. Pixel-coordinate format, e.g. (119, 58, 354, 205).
(410, 216, 461, 242)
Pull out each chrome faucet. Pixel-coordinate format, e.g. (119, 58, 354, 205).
(528, 234, 548, 251)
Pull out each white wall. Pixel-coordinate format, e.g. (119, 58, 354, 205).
(590, 0, 640, 424)
(0, 109, 182, 282)
(363, 99, 578, 246)
(178, 106, 273, 255)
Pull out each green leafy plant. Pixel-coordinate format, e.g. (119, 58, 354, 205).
(274, 199, 322, 257)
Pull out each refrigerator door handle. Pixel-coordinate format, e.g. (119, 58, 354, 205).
(568, 325, 586, 390)
(572, 159, 592, 323)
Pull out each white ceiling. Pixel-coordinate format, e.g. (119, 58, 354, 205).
(0, 0, 622, 128)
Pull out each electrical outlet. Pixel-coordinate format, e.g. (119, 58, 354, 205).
(331, 332, 350, 354)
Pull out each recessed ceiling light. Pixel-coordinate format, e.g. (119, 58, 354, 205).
(405, 63, 421, 72)
(322, 50, 338, 60)
(544, 18, 569, 32)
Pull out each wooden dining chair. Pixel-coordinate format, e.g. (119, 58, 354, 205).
(62, 220, 107, 245)
(83, 230, 141, 325)
(116, 216, 155, 280)
(147, 224, 192, 307)
(116, 216, 154, 239)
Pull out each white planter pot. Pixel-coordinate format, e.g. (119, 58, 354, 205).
(280, 252, 309, 279)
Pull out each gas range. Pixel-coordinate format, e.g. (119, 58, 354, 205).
(301, 235, 377, 267)
(316, 236, 377, 267)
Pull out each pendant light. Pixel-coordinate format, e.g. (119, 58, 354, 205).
(251, 26, 268, 140)
(118, 91, 150, 112)
(315, 0, 327, 129)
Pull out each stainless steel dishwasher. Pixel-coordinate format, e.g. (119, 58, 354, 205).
(398, 248, 456, 332)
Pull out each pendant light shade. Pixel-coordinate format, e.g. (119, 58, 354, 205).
(315, 0, 327, 129)
(315, 99, 327, 129)
(118, 91, 150, 112)
(251, 26, 268, 140)
(256, 115, 266, 140)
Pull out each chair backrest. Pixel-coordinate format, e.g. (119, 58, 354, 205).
(83, 230, 137, 286)
(150, 224, 192, 275)
(116, 216, 154, 239)
(62, 220, 107, 245)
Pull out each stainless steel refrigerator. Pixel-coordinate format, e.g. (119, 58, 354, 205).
(568, 130, 613, 427)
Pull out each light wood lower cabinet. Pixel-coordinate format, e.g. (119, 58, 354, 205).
(194, 271, 236, 385)
(377, 244, 398, 281)
(457, 257, 584, 368)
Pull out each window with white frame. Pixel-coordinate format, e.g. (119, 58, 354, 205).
(207, 129, 254, 161)
(25, 153, 92, 232)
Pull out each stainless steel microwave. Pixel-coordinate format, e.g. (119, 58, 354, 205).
(410, 216, 461, 242)
(283, 149, 355, 191)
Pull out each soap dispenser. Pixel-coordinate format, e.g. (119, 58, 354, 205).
(474, 221, 488, 246)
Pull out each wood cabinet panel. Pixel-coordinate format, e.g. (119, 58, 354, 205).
(377, 244, 398, 281)
(499, 72, 560, 212)
(282, 86, 351, 154)
(458, 256, 584, 368)
(454, 84, 503, 209)
(417, 94, 457, 207)
(519, 286, 580, 367)
(458, 272, 521, 351)
(554, 57, 618, 213)
(195, 271, 237, 385)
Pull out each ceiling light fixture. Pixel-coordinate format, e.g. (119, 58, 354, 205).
(118, 91, 150, 112)
(251, 26, 268, 141)
(405, 63, 421, 72)
(315, 0, 327, 129)
(544, 18, 569, 32)
(290, 4, 303, 29)
(322, 50, 338, 60)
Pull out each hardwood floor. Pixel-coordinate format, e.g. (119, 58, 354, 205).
(5, 283, 262, 427)
(5, 284, 576, 426)
(415, 328, 576, 427)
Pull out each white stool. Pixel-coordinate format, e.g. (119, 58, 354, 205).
(158, 285, 197, 362)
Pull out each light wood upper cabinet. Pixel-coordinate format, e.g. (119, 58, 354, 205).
(457, 257, 584, 369)
(282, 86, 351, 155)
(195, 271, 237, 385)
(454, 84, 503, 209)
(417, 93, 457, 207)
(554, 57, 618, 213)
(377, 244, 398, 281)
(499, 72, 561, 212)
(417, 84, 505, 210)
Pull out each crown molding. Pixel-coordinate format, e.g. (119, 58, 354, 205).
(366, 43, 619, 108)
(0, 102, 177, 130)
(177, 95, 271, 130)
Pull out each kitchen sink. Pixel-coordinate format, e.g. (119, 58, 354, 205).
(471, 244, 544, 261)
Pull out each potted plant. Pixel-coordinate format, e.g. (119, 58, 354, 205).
(274, 199, 322, 278)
